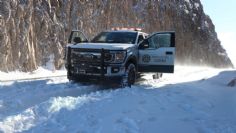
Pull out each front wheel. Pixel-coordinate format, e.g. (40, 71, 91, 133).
(121, 63, 136, 87)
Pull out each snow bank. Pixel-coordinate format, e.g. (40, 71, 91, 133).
(0, 67, 66, 82)
(0, 66, 236, 132)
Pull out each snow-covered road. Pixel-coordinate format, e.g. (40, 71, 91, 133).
(0, 66, 236, 133)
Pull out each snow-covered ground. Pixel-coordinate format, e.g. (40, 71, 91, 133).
(0, 67, 66, 82)
(0, 66, 236, 133)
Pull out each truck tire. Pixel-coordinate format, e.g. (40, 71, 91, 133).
(121, 63, 136, 87)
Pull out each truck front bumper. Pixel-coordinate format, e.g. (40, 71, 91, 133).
(67, 47, 126, 83)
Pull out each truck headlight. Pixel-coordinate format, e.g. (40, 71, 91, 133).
(114, 51, 126, 63)
(105, 51, 126, 63)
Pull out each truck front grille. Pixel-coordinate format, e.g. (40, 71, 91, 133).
(72, 52, 101, 63)
(70, 48, 107, 75)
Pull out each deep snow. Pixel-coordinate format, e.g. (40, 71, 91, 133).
(0, 66, 236, 133)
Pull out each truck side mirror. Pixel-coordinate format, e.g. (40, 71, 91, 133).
(139, 39, 149, 49)
(73, 37, 82, 44)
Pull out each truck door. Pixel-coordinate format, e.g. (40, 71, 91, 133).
(138, 32, 175, 73)
(68, 30, 88, 44)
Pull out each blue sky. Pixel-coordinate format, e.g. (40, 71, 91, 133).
(201, 0, 236, 66)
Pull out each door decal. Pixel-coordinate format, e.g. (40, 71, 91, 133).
(152, 56, 169, 63)
(142, 54, 151, 63)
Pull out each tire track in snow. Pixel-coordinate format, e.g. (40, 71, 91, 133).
(0, 77, 102, 121)
(0, 77, 119, 133)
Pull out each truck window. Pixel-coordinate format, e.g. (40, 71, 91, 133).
(69, 31, 87, 43)
(137, 35, 144, 44)
(91, 32, 137, 44)
(148, 33, 171, 48)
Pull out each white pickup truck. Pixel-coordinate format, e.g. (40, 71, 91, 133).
(65, 28, 175, 86)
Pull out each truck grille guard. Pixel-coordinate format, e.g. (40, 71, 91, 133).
(67, 47, 107, 79)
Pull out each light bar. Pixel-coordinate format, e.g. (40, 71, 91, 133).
(111, 27, 142, 31)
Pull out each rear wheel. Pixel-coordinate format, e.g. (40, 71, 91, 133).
(121, 63, 136, 87)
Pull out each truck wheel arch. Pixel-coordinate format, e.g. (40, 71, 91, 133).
(125, 56, 137, 69)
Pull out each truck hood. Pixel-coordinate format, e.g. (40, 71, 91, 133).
(68, 43, 135, 50)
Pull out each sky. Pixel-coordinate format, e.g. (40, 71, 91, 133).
(200, 0, 236, 66)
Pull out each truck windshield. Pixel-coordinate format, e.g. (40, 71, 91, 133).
(91, 32, 137, 44)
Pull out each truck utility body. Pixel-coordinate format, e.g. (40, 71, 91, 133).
(65, 29, 175, 86)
